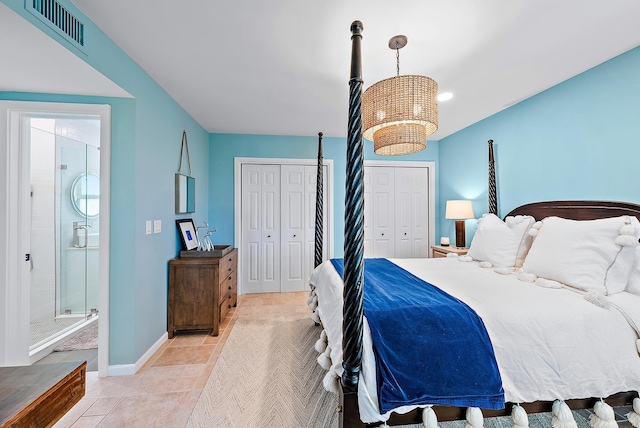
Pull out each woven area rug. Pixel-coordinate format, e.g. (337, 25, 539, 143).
(186, 317, 594, 428)
(187, 317, 338, 428)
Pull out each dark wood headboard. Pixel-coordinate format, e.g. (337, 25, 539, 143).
(505, 200, 640, 222)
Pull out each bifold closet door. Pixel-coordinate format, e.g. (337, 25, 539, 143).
(280, 165, 305, 292)
(363, 167, 395, 258)
(364, 165, 429, 258)
(281, 165, 328, 292)
(395, 167, 429, 258)
(241, 164, 281, 293)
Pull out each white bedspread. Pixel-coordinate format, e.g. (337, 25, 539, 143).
(309, 257, 640, 424)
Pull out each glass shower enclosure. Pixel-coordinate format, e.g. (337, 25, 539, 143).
(29, 117, 100, 351)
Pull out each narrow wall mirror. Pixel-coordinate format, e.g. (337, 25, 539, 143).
(175, 173, 195, 214)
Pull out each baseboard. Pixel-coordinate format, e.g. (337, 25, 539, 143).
(107, 331, 168, 376)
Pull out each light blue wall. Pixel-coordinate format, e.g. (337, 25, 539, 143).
(1, 0, 210, 365)
(208, 134, 440, 257)
(438, 46, 640, 246)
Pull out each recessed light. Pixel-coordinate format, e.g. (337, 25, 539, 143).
(437, 92, 453, 102)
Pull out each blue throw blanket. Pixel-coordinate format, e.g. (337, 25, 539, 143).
(331, 258, 504, 413)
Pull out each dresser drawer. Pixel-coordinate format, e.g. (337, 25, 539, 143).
(219, 270, 237, 299)
(220, 293, 233, 321)
(218, 251, 237, 282)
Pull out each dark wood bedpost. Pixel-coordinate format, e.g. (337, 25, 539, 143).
(342, 20, 365, 390)
(488, 139, 498, 215)
(315, 132, 324, 268)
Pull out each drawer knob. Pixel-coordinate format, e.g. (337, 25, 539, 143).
(228, 276, 232, 281)
(228, 285, 232, 290)
(228, 304, 232, 308)
(228, 268, 232, 272)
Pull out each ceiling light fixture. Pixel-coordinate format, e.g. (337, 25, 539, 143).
(437, 92, 453, 102)
(363, 35, 438, 156)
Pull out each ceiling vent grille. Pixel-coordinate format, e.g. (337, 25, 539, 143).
(26, 0, 85, 50)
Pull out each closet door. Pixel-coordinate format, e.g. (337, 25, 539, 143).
(280, 165, 305, 292)
(364, 167, 395, 258)
(241, 164, 281, 293)
(281, 165, 328, 292)
(395, 167, 429, 258)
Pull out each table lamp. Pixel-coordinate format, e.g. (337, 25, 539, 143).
(445, 200, 475, 248)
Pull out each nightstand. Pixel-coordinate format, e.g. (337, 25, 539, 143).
(431, 245, 468, 258)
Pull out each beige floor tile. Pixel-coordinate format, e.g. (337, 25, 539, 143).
(69, 415, 105, 428)
(139, 363, 207, 380)
(168, 332, 209, 347)
(53, 396, 98, 428)
(151, 345, 216, 367)
(97, 391, 191, 428)
(202, 334, 222, 345)
(139, 372, 199, 393)
(193, 363, 215, 389)
(83, 396, 121, 416)
(84, 375, 147, 399)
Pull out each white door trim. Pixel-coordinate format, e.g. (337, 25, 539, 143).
(364, 160, 436, 254)
(0, 101, 110, 376)
(234, 157, 334, 295)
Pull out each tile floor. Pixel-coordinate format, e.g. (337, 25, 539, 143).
(53, 291, 310, 428)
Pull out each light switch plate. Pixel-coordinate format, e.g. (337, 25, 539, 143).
(145, 220, 152, 235)
(154, 220, 161, 234)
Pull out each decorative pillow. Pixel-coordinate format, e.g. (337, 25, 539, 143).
(467, 214, 535, 268)
(625, 246, 640, 296)
(522, 216, 640, 295)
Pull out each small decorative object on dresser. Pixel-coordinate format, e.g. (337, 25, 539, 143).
(167, 248, 237, 338)
(431, 245, 468, 258)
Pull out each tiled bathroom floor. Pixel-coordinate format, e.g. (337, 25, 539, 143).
(53, 292, 310, 428)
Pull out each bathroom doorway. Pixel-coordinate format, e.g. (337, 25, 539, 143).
(28, 117, 100, 371)
(0, 101, 110, 376)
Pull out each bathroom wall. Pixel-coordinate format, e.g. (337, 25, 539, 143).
(29, 119, 56, 323)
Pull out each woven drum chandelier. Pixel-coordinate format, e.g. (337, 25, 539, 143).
(363, 35, 438, 156)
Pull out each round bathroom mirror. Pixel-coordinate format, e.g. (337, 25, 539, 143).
(71, 173, 100, 218)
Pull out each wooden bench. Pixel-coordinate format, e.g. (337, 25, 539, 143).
(0, 360, 86, 428)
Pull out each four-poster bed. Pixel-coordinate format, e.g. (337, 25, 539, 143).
(308, 20, 640, 428)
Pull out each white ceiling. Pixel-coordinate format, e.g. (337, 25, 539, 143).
(5, 1, 640, 139)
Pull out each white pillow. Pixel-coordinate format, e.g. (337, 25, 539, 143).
(467, 214, 535, 268)
(522, 216, 640, 295)
(625, 246, 640, 296)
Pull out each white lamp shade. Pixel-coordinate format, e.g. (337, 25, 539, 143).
(445, 200, 475, 220)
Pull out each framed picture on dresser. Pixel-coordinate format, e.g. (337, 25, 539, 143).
(176, 218, 198, 251)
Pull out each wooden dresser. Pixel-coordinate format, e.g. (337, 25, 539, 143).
(168, 248, 238, 338)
